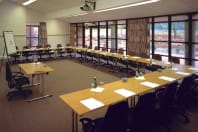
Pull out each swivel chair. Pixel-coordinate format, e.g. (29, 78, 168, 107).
(6, 62, 32, 101)
(22, 46, 33, 62)
(57, 44, 66, 57)
(80, 101, 129, 132)
(9, 46, 21, 64)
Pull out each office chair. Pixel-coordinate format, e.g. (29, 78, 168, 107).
(169, 56, 180, 64)
(127, 51, 139, 71)
(6, 62, 32, 101)
(36, 45, 46, 60)
(100, 47, 110, 67)
(130, 92, 156, 132)
(9, 46, 21, 64)
(45, 44, 55, 59)
(118, 48, 134, 75)
(174, 76, 193, 123)
(154, 82, 179, 132)
(57, 44, 66, 57)
(22, 46, 33, 62)
(65, 44, 74, 58)
(80, 101, 129, 132)
(90, 46, 99, 65)
(145, 54, 163, 72)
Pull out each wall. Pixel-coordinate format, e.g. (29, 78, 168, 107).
(46, 19, 69, 48)
(26, 9, 69, 48)
(0, 1, 26, 58)
(0, 1, 70, 58)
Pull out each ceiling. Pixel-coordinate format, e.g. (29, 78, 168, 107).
(6, 0, 198, 23)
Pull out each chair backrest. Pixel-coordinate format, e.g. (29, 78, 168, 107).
(23, 46, 29, 49)
(159, 82, 178, 108)
(118, 48, 124, 54)
(6, 62, 12, 82)
(45, 44, 51, 48)
(101, 101, 129, 132)
(128, 51, 136, 56)
(133, 92, 156, 131)
(101, 47, 106, 52)
(94, 46, 99, 50)
(170, 56, 180, 64)
(176, 76, 192, 104)
(5, 62, 15, 88)
(153, 54, 162, 61)
(57, 44, 62, 48)
(110, 48, 116, 53)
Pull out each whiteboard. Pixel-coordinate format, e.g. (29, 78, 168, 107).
(3, 31, 17, 55)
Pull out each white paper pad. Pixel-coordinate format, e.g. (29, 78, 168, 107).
(158, 76, 176, 82)
(165, 62, 170, 64)
(90, 87, 104, 93)
(133, 56, 140, 59)
(135, 76, 145, 80)
(171, 67, 178, 70)
(189, 67, 198, 71)
(140, 81, 160, 88)
(175, 72, 190, 76)
(114, 88, 135, 97)
(80, 98, 104, 110)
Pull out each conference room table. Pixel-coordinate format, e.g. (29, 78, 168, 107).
(19, 62, 54, 102)
(60, 63, 198, 132)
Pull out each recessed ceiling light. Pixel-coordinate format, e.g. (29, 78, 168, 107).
(23, 0, 37, 6)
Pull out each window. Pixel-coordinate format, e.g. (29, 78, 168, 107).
(26, 25, 39, 48)
(192, 14, 198, 66)
(108, 21, 116, 51)
(154, 23, 168, 41)
(85, 28, 90, 48)
(117, 20, 127, 53)
(171, 22, 185, 42)
(151, 15, 190, 64)
(170, 15, 188, 64)
(99, 22, 107, 49)
(194, 21, 198, 42)
(92, 27, 98, 49)
(154, 22, 168, 57)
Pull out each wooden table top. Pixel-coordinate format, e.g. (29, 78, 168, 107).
(19, 62, 54, 75)
(60, 64, 197, 116)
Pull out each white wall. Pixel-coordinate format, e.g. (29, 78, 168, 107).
(0, 1, 70, 58)
(0, 1, 26, 58)
(46, 19, 69, 48)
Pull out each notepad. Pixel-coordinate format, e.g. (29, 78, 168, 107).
(189, 67, 198, 71)
(171, 67, 178, 71)
(140, 81, 160, 88)
(158, 76, 176, 82)
(133, 56, 140, 59)
(175, 71, 190, 76)
(80, 98, 104, 110)
(135, 76, 145, 80)
(90, 87, 104, 93)
(114, 89, 135, 97)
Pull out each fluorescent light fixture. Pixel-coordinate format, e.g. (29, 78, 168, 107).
(23, 0, 37, 6)
(71, 13, 88, 17)
(95, 0, 160, 13)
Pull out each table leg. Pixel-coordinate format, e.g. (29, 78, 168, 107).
(27, 74, 52, 102)
(72, 111, 78, 132)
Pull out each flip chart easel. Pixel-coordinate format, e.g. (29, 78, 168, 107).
(0, 31, 17, 71)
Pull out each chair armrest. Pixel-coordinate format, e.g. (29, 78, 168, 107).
(80, 117, 96, 132)
(12, 71, 24, 76)
(80, 117, 95, 126)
